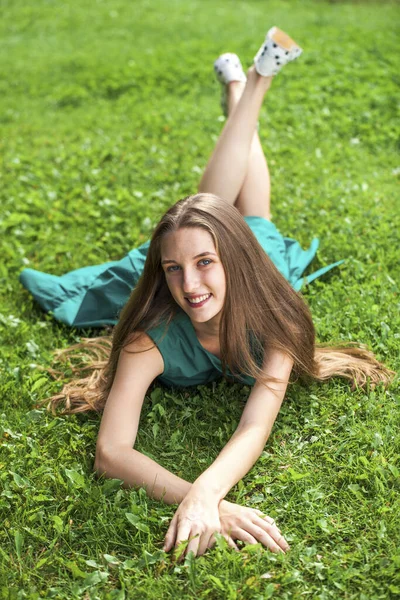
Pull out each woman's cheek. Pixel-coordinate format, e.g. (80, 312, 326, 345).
(167, 278, 181, 301)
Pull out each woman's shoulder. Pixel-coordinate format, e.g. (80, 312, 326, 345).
(124, 330, 159, 351)
(118, 330, 164, 382)
(145, 310, 191, 346)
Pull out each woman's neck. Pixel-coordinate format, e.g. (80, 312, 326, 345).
(191, 314, 220, 343)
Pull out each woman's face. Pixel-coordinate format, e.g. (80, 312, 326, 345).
(160, 227, 226, 326)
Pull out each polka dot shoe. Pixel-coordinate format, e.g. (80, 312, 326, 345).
(214, 53, 247, 116)
(254, 27, 302, 77)
(214, 53, 247, 85)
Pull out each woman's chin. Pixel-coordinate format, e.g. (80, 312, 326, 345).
(173, 295, 222, 324)
(189, 307, 223, 326)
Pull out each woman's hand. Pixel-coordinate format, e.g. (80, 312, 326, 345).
(163, 491, 221, 559)
(215, 500, 290, 554)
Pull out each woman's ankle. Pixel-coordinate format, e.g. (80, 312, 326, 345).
(227, 81, 246, 114)
(246, 65, 273, 91)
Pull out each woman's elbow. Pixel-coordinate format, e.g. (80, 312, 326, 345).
(93, 441, 133, 479)
(93, 443, 113, 478)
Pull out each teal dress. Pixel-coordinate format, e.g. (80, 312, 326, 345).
(146, 307, 256, 388)
(147, 308, 254, 387)
(19, 216, 343, 387)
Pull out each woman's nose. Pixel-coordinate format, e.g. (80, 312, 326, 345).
(182, 269, 200, 293)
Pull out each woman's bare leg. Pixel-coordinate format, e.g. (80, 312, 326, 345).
(227, 82, 271, 219)
(198, 67, 272, 207)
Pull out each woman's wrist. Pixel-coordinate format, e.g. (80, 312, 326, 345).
(189, 478, 223, 502)
(219, 498, 231, 507)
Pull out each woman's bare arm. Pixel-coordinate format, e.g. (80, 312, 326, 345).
(163, 348, 293, 556)
(95, 337, 291, 554)
(95, 335, 291, 506)
(94, 332, 192, 504)
(190, 349, 294, 500)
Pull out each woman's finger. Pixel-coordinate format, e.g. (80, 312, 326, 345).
(205, 532, 239, 553)
(225, 535, 239, 552)
(264, 516, 280, 530)
(254, 511, 282, 532)
(254, 514, 281, 531)
(245, 523, 285, 553)
(253, 516, 289, 551)
(235, 531, 259, 546)
(198, 531, 214, 556)
(185, 531, 201, 559)
(163, 514, 178, 552)
(173, 522, 193, 560)
(206, 534, 216, 550)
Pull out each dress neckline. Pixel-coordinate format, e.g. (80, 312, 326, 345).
(178, 310, 222, 363)
(177, 310, 256, 386)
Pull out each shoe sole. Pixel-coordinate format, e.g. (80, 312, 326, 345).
(268, 26, 302, 53)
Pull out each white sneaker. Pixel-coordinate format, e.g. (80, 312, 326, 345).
(254, 27, 302, 77)
(214, 53, 247, 116)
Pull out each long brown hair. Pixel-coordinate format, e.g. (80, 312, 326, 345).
(46, 193, 395, 414)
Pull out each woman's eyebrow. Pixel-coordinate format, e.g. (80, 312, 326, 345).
(161, 251, 217, 265)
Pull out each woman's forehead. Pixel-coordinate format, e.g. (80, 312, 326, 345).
(161, 227, 216, 257)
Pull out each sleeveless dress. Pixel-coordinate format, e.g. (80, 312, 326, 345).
(146, 307, 256, 387)
(19, 216, 343, 387)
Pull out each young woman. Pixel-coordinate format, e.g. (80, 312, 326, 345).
(20, 28, 394, 559)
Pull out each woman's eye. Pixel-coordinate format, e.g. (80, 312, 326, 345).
(166, 259, 212, 273)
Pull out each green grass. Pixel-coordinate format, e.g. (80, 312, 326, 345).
(1, 0, 399, 598)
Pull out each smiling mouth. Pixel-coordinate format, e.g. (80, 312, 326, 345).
(185, 293, 212, 307)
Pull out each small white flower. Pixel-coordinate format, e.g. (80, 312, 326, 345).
(26, 340, 40, 356)
(0, 314, 22, 328)
(142, 217, 152, 229)
(99, 198, 113, 206)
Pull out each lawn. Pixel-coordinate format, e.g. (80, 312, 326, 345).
(0, 0, 399, 598)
